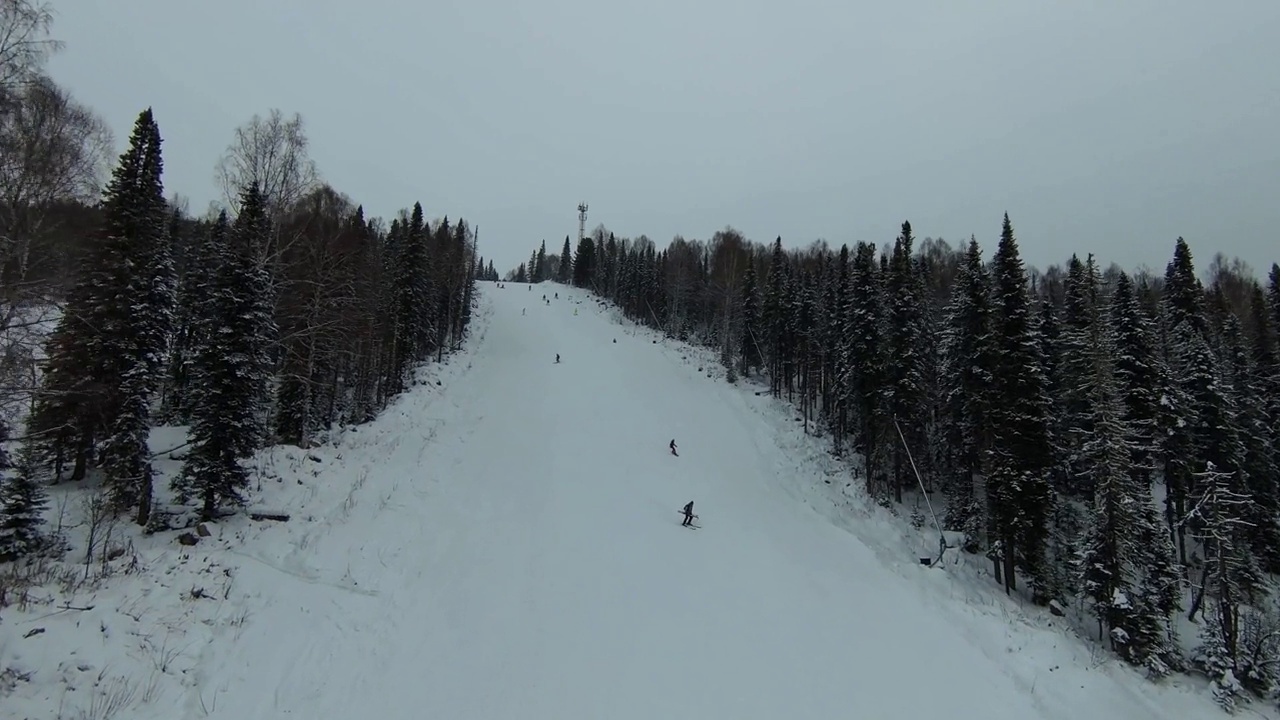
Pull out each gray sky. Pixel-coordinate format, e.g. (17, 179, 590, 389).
(48, 0, 1279, 278)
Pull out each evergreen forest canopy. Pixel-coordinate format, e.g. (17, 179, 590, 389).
(0, 2, 479, 544)
(514, 221, 1280, 708)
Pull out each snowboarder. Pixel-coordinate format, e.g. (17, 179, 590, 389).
(681, 501, 696, 527)
(555, 353, 560, 363)
(669, 439, 678, 457)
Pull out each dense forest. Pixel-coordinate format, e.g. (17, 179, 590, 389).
(0, 2, 478, 547)
(512, 222, 1280, 708)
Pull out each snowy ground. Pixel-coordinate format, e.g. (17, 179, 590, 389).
(0, 281, 1258, 719)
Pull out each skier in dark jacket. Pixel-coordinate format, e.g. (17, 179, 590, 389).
(670, 439, 678, 456)
(682, 501, 695, 526)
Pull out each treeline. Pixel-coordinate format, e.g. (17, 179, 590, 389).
(516, 222, 1280, 708)
(0, 2, 478, 554)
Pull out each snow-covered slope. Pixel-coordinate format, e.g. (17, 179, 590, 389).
(177, 281, 1225, 719)
(2, 281, 1239, 718)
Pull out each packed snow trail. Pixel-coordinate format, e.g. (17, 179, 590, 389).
(191, 283, 1215, 720)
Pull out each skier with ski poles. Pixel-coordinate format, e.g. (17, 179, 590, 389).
(681, 501, 696, 527)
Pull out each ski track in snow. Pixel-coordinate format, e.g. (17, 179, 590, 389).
(2, 282, 1256, 719)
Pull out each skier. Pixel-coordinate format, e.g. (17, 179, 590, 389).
(555, 292, 559, 299)
(681, 501, 696, 527)
(522, 308, 526, 315)
(669, 439, 678, 456)
(555, 353, 560, 363)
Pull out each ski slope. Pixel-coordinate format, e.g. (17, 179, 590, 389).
(185, 281, 1223, 720)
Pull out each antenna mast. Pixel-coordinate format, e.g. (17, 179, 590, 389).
(577, 202, 589, 241)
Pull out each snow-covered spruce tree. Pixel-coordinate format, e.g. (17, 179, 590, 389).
(762, 237, 789, 396)
(986, 214, 1053, 601)
(819, 251, 842, 427)
(174, 188, 275, 521)
(1164, 237, 1208, 337)
(158, 206, 198, 424)
(1186, 461, 1265, 711)
(1059, 254, 1102, 498)
(0, 423, 49, 560)
(1105, 270, 1183, 674)
(572, 233, 595, 288)
(794, 268, 819, 425)
(938, 237, 994, 553)
(1110, 272, 1162, 492)
(846, 242, 888, 498)
(738, 257, 763, 378)
(1074, 306, 1178, 673)
(96, 109, 176, 526)
(1038, 294, 1083, 602)
(828, 245, 853, 453)
(1159, 239, 1209, 563)
(884, 221, 929, 503)
(1076, 315, 1143, 657)
(389, 204, 432, 392)
(1249, 283, 1280, 564)
(1221, 312, 1280, 574)
(558, 236, 572, 283)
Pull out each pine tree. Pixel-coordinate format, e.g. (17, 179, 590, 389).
(738, 258, 762, 376)
(1188, 461, 1265, 708)
(95, 109, 175, 525)
(573, 236, 595, 288)
(1130, 509, 1183, 677)
(25, 109, 173, 522)
(762, 238, 789, 396)
(1159, 240, 1211, 563)
(558, 236, 572, 283)
(830, 244, 854, 452)
(939, 237, 993, 551)
(884, 221, 928, 503)
(1110, 272, 1161, 489)
(847, 242, 888, 497)
(1221, 312, 1280, 573)
(0, 424, 49, 560)
(1076, 319, 1142, 655)
(1059, 254, 1102, 498)
(1164, 237, 1207, 337)
(390, 204, 432, 390)
(174, 197, 273, 520)
(173, 213, 235, 518)
(986, 214, 1053, 601)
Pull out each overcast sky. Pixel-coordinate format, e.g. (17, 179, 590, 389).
(47, 0, 1280, 278)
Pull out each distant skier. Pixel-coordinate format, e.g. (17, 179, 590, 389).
(555, 353, 560, 363)
(522, 308, 526, 315)
(555, 292, 559, 299)
(681, 501, 696, 527)
(670, 439, 678, 457)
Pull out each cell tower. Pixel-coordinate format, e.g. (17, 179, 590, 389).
(577, 202, 589, 241)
